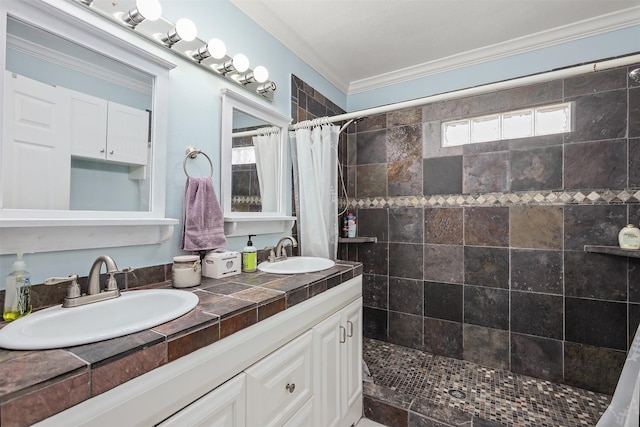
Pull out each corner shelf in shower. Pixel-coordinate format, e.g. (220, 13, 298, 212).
(338, 237, 378, 243)
(584, 245, 640, 259)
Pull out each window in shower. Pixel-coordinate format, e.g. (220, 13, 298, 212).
(441, 102, 572, 147)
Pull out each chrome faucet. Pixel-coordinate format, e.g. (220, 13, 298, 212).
(45, 255, 123, 308)
(272, 236, 298, 261)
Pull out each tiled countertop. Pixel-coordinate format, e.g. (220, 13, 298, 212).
(0, 261, 362, 427)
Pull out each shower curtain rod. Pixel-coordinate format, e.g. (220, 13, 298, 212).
(235, 53, 640, 138)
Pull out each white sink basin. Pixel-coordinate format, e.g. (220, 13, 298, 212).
(258, 256, 335, 274)
(0, 289, 199, 350)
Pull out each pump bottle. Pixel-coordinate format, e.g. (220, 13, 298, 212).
(3, 253, 32, 321)
(242, 235, 257, 273)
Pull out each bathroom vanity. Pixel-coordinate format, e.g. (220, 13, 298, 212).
(0, 262, 362, 427)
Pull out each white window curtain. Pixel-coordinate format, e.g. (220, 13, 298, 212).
(290, 124, 339, 260)
(252, 131, 279, 212)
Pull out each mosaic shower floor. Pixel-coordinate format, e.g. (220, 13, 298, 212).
(363, 338, 612, 427)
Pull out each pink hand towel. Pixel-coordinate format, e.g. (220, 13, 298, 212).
(181, 176, 227, 251)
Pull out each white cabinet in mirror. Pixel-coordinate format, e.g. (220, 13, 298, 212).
(0, 0, 177, 254)
(220, 89, 296, 237)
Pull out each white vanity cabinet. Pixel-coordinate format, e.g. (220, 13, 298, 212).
(70, 90, 149, 166)
(157, 373, 246, 427)
(36, 275, 363, 427)
(312, 298, 363, 427)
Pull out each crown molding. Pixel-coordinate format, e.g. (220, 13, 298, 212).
(348, 6, 640, 94)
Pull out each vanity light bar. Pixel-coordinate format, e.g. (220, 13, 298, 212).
(71, 0, 276, 101)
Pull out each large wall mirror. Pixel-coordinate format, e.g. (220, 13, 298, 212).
(0, 0, 176, 254)
(220, 89, 295, 236)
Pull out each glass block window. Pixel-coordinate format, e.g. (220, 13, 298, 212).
(441, 102, 572, 147)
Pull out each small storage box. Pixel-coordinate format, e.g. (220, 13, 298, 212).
(202, 250, 241, 279)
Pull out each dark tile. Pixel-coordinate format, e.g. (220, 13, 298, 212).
(463, 324, 509, 370)
(196, 291, 257, 317)
(423, 156, 462, 195)
(410, 396, 473, 426)
(364, 396, 408, 427)
(564, 342, 626, 395)
(424, 281, 463, 322)
(422, 98, 464, 121)
(564, 139, 627, 189)
(510, 205, 563, 250)
(167, 323, 220, 361)
(357, 164, 388, 198)
(631, 87, 640, 138)
(357, 114, 388, 132)
(510, 249, 563, 294)
(462, 151, 508, 193)
(364, 307, 388, 340)
(511, 333, 563, 382)
(390, 208, 424, 244)
(202, 281, 252, 295)
(389, 243, 424, 280)
(565, 90, 627, 143)
(507, 132, 564, 150)
(388, 124, 422, 162)
(423, 120, 461, 159)
(632, 259, 640, 303)
(388, 159, 423, 196)
(466, 80, 563, 115)
(356, 129, 387, 164)
(389, 312, 423, 349)
(566, 297, 627, 350)
(564, 250, 627, 300)
(358, 208, 389, 242)
(423, 318, 462, 359)
(286, 285, 309, 307)
(462, 139, 508, 155)
(510, 145, 563, 191)
(463, 246, 509, 289)
(511, 291, 563, 339)
(389, 277, 423, 316)
(363, 381, 413, 410)
(464, 207, 509, 247)
(388, 107, 422, 127)
(463, 286, 509, 330)
(424, 245, 464, 284)
(359, 242, 389, 276)
(231, 286, 285, 305)
(630, 138, 640, 187)
(630, 303, 640, 348)
(564, 67, 628, 97)
(257, 297, 286, 321)
(220, 309, 257, 338)
(564, 204, 626, 250)
(424, 208, 463, 245)
(363, 274, 388, 309)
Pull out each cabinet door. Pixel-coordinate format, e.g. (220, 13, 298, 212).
(312, 298, 363, 427)
(106, 101, 149, 165)
(69, 90, 108, 160)
(312, 311, 343, 427)
(282, 399, 313, 427)
(2, 71, 70, 209)
(245, 330, 313, 427)
(342, 298, 363, 425)
(157, 373, 246, 427)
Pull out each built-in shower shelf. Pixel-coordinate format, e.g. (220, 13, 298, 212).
(339, 237, 377, 243)
(584, 245, 640, 258)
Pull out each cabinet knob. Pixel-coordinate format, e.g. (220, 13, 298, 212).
(109, 150, 114, 155)
(340, 326, 346, 343)
(100, 149, 105, 153)
(347, 320, 354, 337)
(286, 383, 295, 393)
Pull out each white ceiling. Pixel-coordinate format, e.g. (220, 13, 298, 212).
(230, 0, 640, 94)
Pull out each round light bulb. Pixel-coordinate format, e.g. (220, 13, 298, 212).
(137, 0, 162, 21)
(233, 53, 250, 73)
(207, 38, 226, 60)
(175, 18, 197, 42)
(253, 66, 269, 83)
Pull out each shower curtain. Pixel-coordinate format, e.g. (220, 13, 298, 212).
(253, 131, 279, 212)
(290, 123, 339, 260)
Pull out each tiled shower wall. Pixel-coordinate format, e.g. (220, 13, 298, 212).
(291, 64, 640, 395)
(338, 63, 640, 395)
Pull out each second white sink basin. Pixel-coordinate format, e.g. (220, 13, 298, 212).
(258, 256, 335, 274)
(0, 289, 199, 350)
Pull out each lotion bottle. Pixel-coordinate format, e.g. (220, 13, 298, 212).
(619, 224, 640, 249)
(3, 253, 32, 322)
(242, 235, 257, 273)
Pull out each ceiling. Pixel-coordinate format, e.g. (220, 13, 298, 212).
(230, 0, 640, 94)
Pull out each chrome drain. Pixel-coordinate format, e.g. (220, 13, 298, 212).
(448, 389, 466, 399)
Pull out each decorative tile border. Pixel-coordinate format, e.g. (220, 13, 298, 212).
(342, 189, 640, 209)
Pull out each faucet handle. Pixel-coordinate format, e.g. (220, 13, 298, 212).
(264, 246, 276, 262)
(45, 274, 81, 299)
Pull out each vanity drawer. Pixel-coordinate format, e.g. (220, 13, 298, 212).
(245, 330, 313, 427)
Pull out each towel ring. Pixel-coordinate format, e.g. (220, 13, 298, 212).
(183, 146, 213, 177)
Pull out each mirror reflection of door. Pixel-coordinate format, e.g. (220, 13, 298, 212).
(3, 16, 153, 212)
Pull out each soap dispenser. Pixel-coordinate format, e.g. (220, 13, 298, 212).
(3, 253, 32, 321)
(619, 224, 640, 249)
(242, 235, 257, 273)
